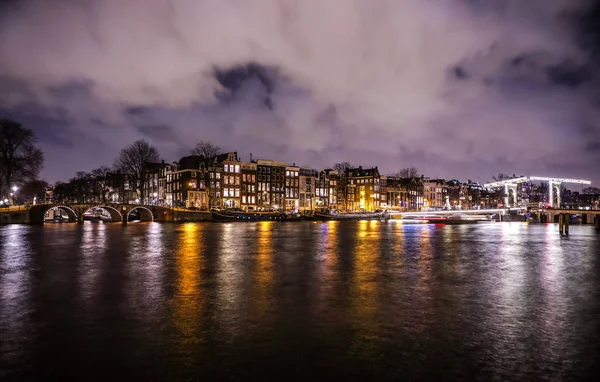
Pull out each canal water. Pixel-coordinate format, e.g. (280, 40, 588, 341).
(1, 222, 599, 381)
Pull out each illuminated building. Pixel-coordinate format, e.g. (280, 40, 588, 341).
(422, 178, 447, 210)
(167, 156, 207, 208)
(221, 152, 242, 208)
(285, 165, 300, 211)
(143, 161, 171, 205)
(256, 159, 286, 210)
(379, 176, 387, 208)
(299, 168, 317, 212)
(344, 166, 381, 211)
(386, 176, 423, 211)
(240, 161, 257, 211)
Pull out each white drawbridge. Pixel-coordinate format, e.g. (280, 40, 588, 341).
(483, 177, 591, 208)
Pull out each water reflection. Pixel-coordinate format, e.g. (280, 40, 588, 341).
(538, 225, 569, 364)
(0, 226, 33, 366)
(253, 221, 275, 319)
(0, 222, 599, 380)
(350, 220, 381, 355)
(412, 225, 436, 334)
(79, 223, 107, 305)
(216, 223, 247, 337)
(172, 223, 206, 347)
(124, 223, 166, 321)
(322, 221, 339, 286)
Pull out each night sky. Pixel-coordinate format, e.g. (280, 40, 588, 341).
(1, 0, 600, 185)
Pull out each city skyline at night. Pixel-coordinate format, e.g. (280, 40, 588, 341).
(1, 0, 600, 185)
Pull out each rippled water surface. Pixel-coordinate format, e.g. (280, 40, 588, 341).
(1, 221, 600, 381)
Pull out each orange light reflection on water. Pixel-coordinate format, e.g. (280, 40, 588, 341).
(323, 221, 339, 279)
(172, 223, 205, 344)
(254, 221, 275, 316)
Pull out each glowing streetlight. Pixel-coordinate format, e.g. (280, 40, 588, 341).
(12, 186, 18, 193)
(135, 198, 140, 204)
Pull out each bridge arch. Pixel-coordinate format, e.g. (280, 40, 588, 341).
(81, 205, 123, 222)
(44, 205, 78, 223)
(507, 188, 517, 206)
(127, 206, 154, 222)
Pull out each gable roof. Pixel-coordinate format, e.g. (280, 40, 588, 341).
(346, 166, 379, 177)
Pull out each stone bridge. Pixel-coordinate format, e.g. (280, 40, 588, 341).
(0, 203, 212, 224)
(26, 203, 172, 224)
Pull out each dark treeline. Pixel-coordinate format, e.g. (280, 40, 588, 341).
(52, 139, 224, 204)
(53, 140, 162, 204)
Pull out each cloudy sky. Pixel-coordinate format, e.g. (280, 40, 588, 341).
(1, 0, 599, 186)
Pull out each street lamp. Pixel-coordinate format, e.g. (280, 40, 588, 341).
(153, 192, 158, 205)
(9, 185, 18, 206)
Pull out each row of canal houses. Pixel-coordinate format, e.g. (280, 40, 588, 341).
(133, 151, 493, 212)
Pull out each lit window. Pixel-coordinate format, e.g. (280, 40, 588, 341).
(286, 171, 290, 176)
(224, 166, 229, 173)
(235, 165, 240, 173)
(235, 189, 240, 197)
(224, 189, 229, 197)
(242, 196, 247, 203)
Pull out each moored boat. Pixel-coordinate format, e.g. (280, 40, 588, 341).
(313, 210, 389, 221)
(211, 209, 300, 222)
(401, 214, 491, 224)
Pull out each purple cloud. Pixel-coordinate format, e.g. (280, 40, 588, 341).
(0, 0, 599, 186)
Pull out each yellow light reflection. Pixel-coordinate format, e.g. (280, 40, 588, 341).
(254, 221, 274, 316)
(172, 223, 205, 344)
(323, 221, 339, 277)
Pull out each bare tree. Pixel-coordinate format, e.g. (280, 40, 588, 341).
(492, 173, 511, 182)
(191, 141, 222, 208)
(396, 167, 419, 179)
(0, 119, 44, 205)
(583, 187, 600, 195)
(191, 141, 221, 159)
(91, 166, 112, 202)
(114, 140, 161, 202)
(333, 162, 352, 211)
(18, 179, 48, 204)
